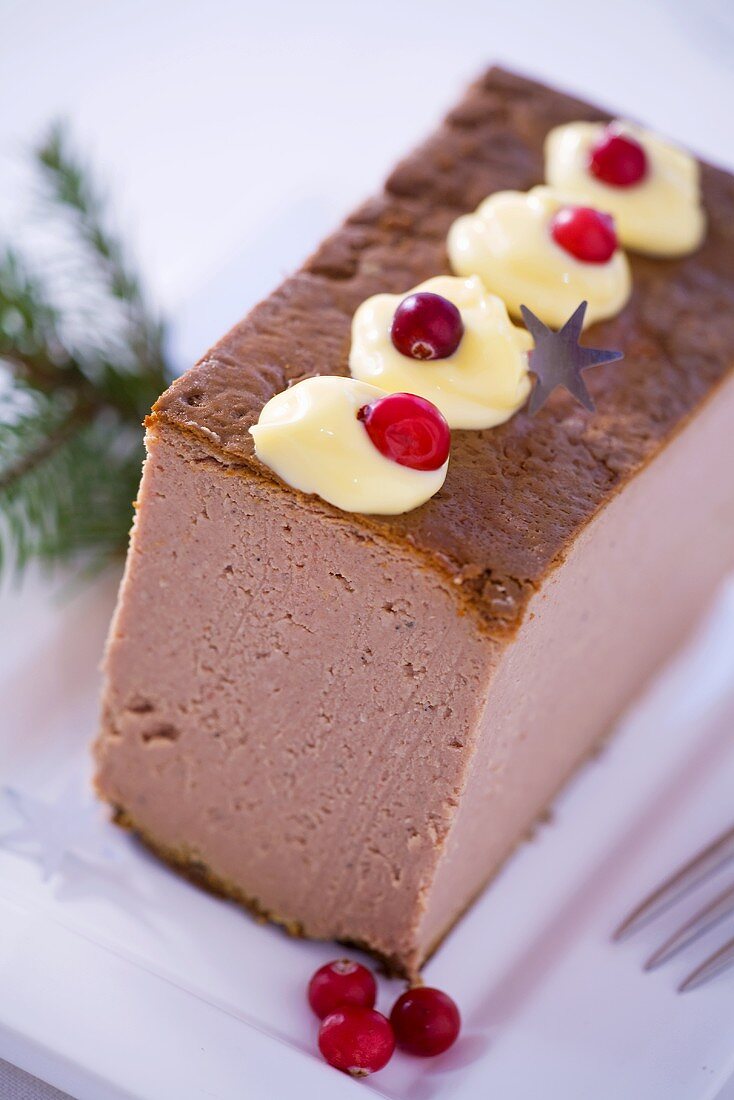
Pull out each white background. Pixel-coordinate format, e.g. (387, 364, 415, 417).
(1, 2, 734, 1098)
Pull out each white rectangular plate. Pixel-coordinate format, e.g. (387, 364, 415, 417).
(1, 8, 734, 1088)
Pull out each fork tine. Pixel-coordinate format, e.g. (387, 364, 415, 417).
(614, 824, 734, 941)
(644, 882, 734, 970)
(679, 933, 734, 992)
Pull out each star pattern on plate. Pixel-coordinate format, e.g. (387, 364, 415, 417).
(520, 301, 624, 415)
(0, 780, 118, 880)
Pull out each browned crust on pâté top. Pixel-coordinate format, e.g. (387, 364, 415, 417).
(153, 67, 734, 639)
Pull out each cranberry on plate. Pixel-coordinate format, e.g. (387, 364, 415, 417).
(307, 959, 376, 1019)
(390, 986, 461, 1057)
(318, 1005, 395, 1077)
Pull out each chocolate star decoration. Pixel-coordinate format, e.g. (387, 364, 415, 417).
(520, 301, 623, 415)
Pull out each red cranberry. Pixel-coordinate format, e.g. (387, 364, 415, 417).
(307, 959, 377, 1019)
(390, 292, 464, 360)
(589, 128, 647, 187)
(550, 205, 618, 264)
(318, 1006, 395, 1077)
(358, 392, 450, 472)
(390, 986, 461, 1057)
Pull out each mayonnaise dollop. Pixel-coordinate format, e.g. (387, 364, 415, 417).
(544, 120, 705, 257)
(447, 186, 631, 329)
(250, 376, 448, 515)
(349, 275, 532, 430)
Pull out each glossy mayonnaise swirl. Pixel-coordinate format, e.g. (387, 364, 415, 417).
(249, 376, 448, 515)
(349, 275, 532, 429)
(447, 186, 631, 329)
(545, 121, 705, 256)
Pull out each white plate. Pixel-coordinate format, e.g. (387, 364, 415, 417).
(1, 564, 734, 1100)
(2, 4, 734, 1093)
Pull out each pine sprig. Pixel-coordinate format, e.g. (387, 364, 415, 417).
(0, 124, 171, 580)
(36, 124, 166, 377)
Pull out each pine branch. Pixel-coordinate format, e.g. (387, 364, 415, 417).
(0, 399, 95, 493)
(0, 123, 173, 582)
(36, 125, 168, 381)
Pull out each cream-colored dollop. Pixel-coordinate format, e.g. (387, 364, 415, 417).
(544, 120, 705, 256)
(349, 275, 532, 430)
(249, 376, 448, 515)
(448, 186, 631, 330)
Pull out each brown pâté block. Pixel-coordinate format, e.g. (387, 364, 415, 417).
(94, 68, 734, 976)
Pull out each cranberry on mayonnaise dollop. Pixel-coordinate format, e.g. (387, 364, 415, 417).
(447, 186, 631, 329)
(350, 275, 532, 429)
(250, 376, 449, 515)
(544, 121, 705, 256)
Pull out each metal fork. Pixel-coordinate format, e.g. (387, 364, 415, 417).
(614, 824, 734, 991)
